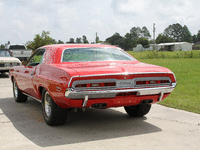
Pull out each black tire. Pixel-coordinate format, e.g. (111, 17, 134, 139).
(41, 89, 68, 126)
(13, 79, 27, 102)
(124, 104, 151, 117)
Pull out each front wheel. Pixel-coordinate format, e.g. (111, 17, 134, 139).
(124, 104, 151, 117)
(42, 89, 68, 126)
(13, 79, 27, 102)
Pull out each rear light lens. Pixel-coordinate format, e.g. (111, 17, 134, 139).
(75, 82, 116, 88)
(160, 80, 170, 83)
(136, 80, 170, 86)
(105, 82, 116, 86)
(75, 84, 87, 88)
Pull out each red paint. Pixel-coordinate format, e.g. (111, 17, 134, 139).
(9, 44, 176, 109)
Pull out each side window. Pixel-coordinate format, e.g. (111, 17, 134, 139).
(27, 49, 46, 66)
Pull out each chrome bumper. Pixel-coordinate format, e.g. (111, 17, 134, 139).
(65, 83, 176, 99)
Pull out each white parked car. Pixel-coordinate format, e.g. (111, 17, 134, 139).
(0, 49, 21, 73)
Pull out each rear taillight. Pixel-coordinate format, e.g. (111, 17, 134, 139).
(136, 80, 170, 86)
(75, 82, 116, 88)
(10, 50, 13, 56)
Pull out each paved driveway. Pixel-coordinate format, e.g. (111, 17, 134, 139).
(0, 73, 200, 150)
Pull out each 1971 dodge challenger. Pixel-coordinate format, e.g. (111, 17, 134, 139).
(9, 44, 176, 126)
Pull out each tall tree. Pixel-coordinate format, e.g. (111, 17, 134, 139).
(106, 33, 124, 48)
(182, 25, 192, 43)
(82, 35, 89, 44)
(0, 44, 5, 48)
(130, 27, 142, 40)
(67, 38, 75, 43)
(26, 30, 56, 51)
(76, 38, 82, 43)
(141, 26, 151, 39)
(164, 23, 183, 42)
(123, 33, 134, 50)
(155, 34, 175, 44)
(193, 34, 197, 43)
(164, 23, 192, 43)
(57, 40, 64, 44)
(197, 30, 200, 42)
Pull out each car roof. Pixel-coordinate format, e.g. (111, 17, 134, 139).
(41, 44, 118, 50)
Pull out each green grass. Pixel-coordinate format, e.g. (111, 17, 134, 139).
(128, 50, 200, 59)
(127, 51, 200, 114)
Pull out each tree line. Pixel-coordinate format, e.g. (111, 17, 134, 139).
(106, 23, 200, 50)
(1, 23, 200, 50)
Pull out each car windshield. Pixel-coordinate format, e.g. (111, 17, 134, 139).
(9, 45, 26, 50)
(0, 50, 11, 57)
(62, 48, 135, 62)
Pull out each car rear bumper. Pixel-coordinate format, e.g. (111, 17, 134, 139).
(0, 67, 11, 72)
(65, 83, 176, 100)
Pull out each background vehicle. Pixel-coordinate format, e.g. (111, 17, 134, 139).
(9, 44, 176, 126)
(5, 44, 32, 61)
(0, 49, 21, 73)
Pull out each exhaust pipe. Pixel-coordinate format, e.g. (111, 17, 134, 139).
(92, 103, 107, 109)
(140, 99, 153, 104)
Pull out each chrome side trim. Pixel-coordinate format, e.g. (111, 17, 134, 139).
(22, 92, 41, 103)
(65, 83, 176, 99)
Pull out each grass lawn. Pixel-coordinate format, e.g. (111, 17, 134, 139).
(127, 51, 200, 114)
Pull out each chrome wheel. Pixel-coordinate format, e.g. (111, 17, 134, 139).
(13, 80, 18, 98)
(44, 92, 51, 118)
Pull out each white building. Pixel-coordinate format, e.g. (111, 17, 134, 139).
(157, 42, 192, 51)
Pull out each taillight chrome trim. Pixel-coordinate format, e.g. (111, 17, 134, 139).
(68, 72, 176, 88)
(72, 79, 117, 90)
(134, 77, 171, 87)
(65, 83, 176, 99)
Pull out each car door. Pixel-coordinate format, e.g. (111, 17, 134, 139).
(22, 49, 46, 98)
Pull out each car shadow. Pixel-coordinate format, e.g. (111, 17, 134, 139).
(0, 97, 162, 147)
(0, 73, 9, 78)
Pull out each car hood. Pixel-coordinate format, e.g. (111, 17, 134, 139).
(0, 57, 21, 63)
(57, 60, 172, 77)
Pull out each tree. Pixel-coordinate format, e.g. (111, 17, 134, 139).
(130, 27, 142, 40)
(26, 30, 56, 50)
(106, 33, 124, 48)
(57, 40, 64, 44)
(141, 26, 151, 39)
(137, 37, 150, 48)
(164, 23, 192, 43)
(197, 30, 200, 42)
(0, 44, 5, 48)
(67, 38, 75, 43)
(193, 34, 197, 43)
(155, 34, 175, 44)
(181, 25, 192, 43)
(82, 35, 89, 44)
(123, 33, 134, 50)
(164, 23, 183, 42)
(76, 38, 82, 43)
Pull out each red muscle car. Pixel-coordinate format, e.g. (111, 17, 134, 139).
(9, 44, 176, 126)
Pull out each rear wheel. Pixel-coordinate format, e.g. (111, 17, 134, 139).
(13, 79, 27, 102)
(124, 104, 151, 117)
(42, 89, 68, 126)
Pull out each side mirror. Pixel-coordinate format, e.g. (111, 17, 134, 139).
(22, 60, 28, 66)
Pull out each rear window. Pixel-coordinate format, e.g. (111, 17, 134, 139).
(9, 45, 26, 50)
(62, 47, 135, 62)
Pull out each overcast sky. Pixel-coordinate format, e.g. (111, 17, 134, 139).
(0, 0, 200, 45)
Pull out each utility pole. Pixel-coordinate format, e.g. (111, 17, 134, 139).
(153, 23, 156, 50)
